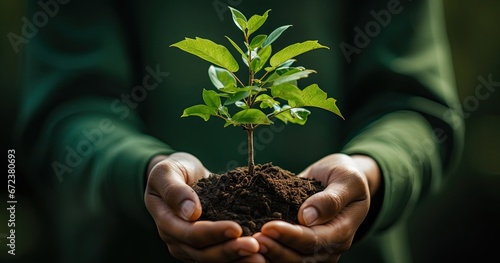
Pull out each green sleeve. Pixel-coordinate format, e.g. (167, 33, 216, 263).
(14, 0, 174, 221)
(339, 0, 464, 238)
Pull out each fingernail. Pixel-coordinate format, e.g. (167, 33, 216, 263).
(303, 206, 318, 226)
(180, 200, 195, 220)
(238, 249, 254, 257)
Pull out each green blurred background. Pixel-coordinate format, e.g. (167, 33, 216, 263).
(1, 1, 499, 262)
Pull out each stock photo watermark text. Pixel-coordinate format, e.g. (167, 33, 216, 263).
(6, 149, 17, 256)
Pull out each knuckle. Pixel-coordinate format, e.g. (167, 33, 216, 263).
(324, 191, 344, 213)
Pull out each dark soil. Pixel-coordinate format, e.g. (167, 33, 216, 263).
(191, 163, 325, 236)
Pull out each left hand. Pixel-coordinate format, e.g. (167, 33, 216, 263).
(145, 153, 264, 263)
(253, 153, 381, 263)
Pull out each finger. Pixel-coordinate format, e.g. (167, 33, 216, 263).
(146, 176, 201, 221)
(261, 207, 366, 255)
(253, 232, 303, 262)
(259, 221, 317, 254)
(255, 230, 341, 263)
(166, 152, 211, 185)
(146, 194, 243, 248)
(146, 162, 203, 221)
(172, 236, 260, 263)
(254, 233, 341, 263)
(183, 221, 244, 247)
(298, 166, 369, 226)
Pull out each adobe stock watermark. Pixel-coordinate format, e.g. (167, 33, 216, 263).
(7, 0, 71, 54)
(393, 73, 498, 193)
(444, 73, 499, 130)
(398, 127, 449, 180)
(51, 64, 169, 182)
(339, 0, 411, 63)
(212, 0, 243, 21)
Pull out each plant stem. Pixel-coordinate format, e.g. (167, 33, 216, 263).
(246, 126, 255, 176)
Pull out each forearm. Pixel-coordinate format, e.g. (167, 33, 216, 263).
(339, 0, 464, 239)
(14, 0, 178, 219)
(341, 110, 450, 239)
(27, 97, 174, 218)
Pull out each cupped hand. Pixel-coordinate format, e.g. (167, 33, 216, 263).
(144, 152, 265, 263)
(254, 153, 381, 263)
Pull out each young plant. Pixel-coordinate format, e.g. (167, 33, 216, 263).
(170, 7, 343, 176)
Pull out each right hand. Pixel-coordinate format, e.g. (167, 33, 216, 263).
(144, 152, 265, 263)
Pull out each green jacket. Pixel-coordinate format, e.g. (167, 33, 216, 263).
(15, 0, 464, 262)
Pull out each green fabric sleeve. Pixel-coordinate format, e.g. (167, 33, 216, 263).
(14, 0, 174, 221)
(340, 0, 464, 239)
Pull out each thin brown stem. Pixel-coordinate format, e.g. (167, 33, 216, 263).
(229, 72, 245, 88)
(246, 125, 255, 176)
(259, 71, 271, 83)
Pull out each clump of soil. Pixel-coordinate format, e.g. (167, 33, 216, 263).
(191, 162, 325, 236)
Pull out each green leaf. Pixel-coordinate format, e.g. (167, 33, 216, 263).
(263, 66, 304, 85)
(250, 86, 267, 94)
(235, 101, 249, 109)
(275, 110, 291, 124)
(274, 106, 310, 125)
(181, 105, 217, 121)
(276, 66, 303, 76)
(219, 85, 254, 94)
(249, 35, 267, 49)
(202, 89, 221, 108)
(250, 56, 262, 72)
(218, 105, 231, 119)
(242, 49, 258, 67)
(254, 45, 272, 73)
(224, 90, 251, 105)
(170, 37, 239, 72)
(255, 94, 279, 109)
(247, 9, 271, 36)
(232, 109, 272, 125)
(270, 40, 329, 68)
(264, 59, 296, 72)
(218, 84, 241, 94)
(291, 84, 344, 118)
(273, 69, 316, 85)
(208, 65, 236, 89)
(225, 36, 245, 56)
(271, 83, 303, 102)
(229, 7, 247, 32)
(291, 108, 311, 121)
(263, 25, 292, 47)
(277, 59, 296, 69)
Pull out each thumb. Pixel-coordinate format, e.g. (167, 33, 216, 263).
(297, 188, 343, 226)
(146, 153, 208, 221)
(164, 180, 202, 221)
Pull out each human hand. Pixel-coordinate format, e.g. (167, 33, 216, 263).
(144, 152, 265, 263)
(253, 153, 381, 263)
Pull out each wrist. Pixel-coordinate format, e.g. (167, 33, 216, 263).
(146, 154, 170, 179)
(351, 155, 381, 198)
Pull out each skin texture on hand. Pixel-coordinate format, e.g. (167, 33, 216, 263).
(253, 153, 381, 263)
(144, 152, 267, 263)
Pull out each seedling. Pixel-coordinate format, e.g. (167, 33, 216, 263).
(170, 7, 343, 176)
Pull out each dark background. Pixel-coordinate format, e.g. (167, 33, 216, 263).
(1, 1, 499, 262)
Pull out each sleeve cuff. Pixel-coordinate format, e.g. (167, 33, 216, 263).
(341, 110, 441, 239)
